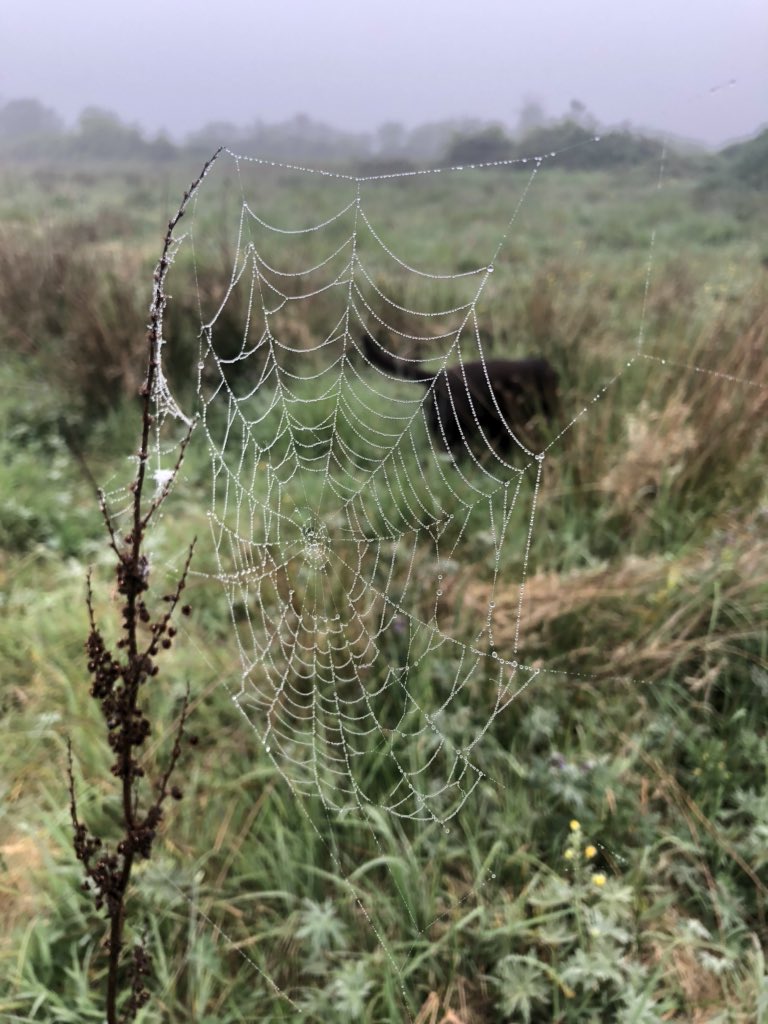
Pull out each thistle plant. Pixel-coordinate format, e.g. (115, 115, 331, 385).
(66, 150, 220, 1024)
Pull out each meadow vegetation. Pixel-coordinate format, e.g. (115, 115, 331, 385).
(0, 141, 767, 1022)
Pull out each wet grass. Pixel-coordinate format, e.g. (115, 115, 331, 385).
(1, 155, 767, 1021)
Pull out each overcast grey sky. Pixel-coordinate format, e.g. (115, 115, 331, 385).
(1, 0, 765, 146)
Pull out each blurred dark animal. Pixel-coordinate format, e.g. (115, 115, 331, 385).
(361, 334, 560, 456)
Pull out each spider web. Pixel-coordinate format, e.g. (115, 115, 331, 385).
(151, 146, 582, 829)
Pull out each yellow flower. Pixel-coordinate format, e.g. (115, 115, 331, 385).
(569, 819, 581, 832)
(584, 844, 597, 859)
(592, 873, 607, 887)
(564, 848, 575, 861)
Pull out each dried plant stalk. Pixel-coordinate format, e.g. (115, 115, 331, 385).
(67, 149, 221, 1024)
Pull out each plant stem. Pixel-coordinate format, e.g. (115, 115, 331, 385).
(69, 149, 221, 1024)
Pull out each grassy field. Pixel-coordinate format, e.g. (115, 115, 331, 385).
(1, 148, 767, 1023)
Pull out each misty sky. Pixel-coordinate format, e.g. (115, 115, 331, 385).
(1, 0, 765, 146)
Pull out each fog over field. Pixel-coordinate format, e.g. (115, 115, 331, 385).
(1, 0, 765, 146)
(3, 0, 768, 1019)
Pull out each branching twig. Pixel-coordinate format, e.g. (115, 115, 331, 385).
(67, 149, 221, 1024)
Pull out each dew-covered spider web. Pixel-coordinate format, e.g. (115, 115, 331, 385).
(147, 144, 607, 829)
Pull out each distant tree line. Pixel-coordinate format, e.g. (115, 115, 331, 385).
(0, 98, 508, 165)
(717, 128, 768, 190)
(0, 95, 763, 183)
(0, 100, 177, 162)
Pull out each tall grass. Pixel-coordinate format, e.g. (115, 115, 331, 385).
(0, 157, 767, 1021)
